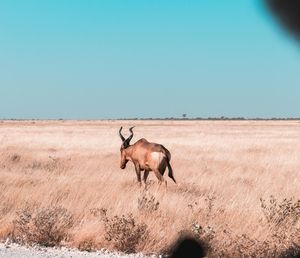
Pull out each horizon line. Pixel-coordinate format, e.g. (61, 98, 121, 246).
(1, 117, 300, 121)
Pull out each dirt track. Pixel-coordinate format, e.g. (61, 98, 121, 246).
(0, 243, 153, 258)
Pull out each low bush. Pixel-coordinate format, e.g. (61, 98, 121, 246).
(12, 205, 74, 247)
(137, 192, 159, 213)
(77, 237, 95, 252)
(100, 209, 148, 253)
(260, 196, 300, 229)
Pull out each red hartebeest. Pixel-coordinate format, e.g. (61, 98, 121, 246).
(119, 127, 176, 187)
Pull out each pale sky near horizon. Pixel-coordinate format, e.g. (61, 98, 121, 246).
(0, 0, 299, 119)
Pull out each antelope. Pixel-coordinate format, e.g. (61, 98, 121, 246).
(119, 127, 176, 188)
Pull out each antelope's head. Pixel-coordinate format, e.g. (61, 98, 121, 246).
(119, 126, 134, 169)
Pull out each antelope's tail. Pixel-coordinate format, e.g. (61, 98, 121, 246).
(166, 159, 176, 184)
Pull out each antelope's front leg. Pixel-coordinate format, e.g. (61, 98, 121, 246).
(134, 163, 142, 187)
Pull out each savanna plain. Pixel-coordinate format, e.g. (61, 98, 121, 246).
(0, 120, 299, 257)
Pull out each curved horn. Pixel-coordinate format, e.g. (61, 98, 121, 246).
(123, 126, 134, 147)
(119, 127, 125, 142)
(127, 126, 134, 143)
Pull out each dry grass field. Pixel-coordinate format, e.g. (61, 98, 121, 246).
(0, 120, 299, 257)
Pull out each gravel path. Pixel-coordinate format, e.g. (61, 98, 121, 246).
(0, 243, 158, 258)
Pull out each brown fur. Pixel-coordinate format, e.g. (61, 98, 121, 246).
(120, 131, 176, 187)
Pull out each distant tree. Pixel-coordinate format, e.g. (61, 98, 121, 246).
(182, 114, 187, 119)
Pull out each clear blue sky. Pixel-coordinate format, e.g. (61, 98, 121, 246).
(0, 0, 299, 119)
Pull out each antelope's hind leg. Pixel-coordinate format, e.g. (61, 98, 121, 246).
(153, 169, 167, 190)
(143, 170, 150, 189)
(159, 163, 168, 190)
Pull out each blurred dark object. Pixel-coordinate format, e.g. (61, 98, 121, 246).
(265, 0, 300, 40)
(280, 244, 300, 258)
(170, 237, 207, 258)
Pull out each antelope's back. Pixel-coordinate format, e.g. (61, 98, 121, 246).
(135, 138, 171, 161)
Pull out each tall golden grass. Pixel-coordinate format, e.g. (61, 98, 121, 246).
(0, 120, 299, 256)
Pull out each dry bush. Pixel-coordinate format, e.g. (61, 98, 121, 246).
(216, 231, 300, 258)
(137, 192, 159, 213)
(12, 205, 74, 247)
(191, 223, 216, 243)
(186, 195, 300, 257)
(187, 193, 218, 224)
(90, 207, 108, 219)
(260, 196, 300, 229)
(77, 237, 95, 252)
(189, 225, 285, 258)
(213, 233, 277, 258)
(259, 196, 300, 257)
(100, 209, 149, 253)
